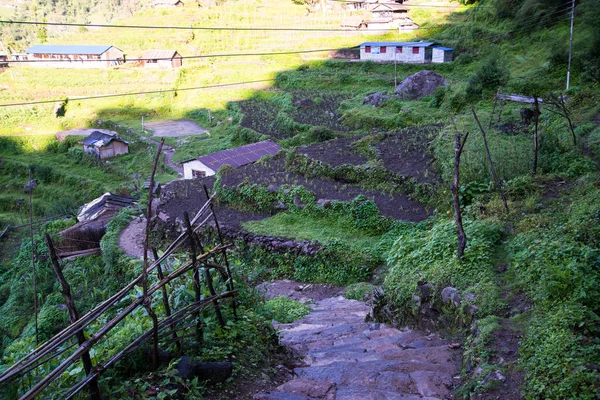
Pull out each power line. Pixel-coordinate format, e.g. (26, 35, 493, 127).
(0, 19, 397, 32)
(0, 79, 274, 108)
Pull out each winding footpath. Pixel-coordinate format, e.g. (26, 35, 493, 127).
(256, 296, 461, 400)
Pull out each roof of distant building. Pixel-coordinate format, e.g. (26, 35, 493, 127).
(142, 50, 181, 59)
(193, 140, 281, 171)
(25, 44, 120, 55)
(82, 131, 128, 147)
(360, 41, 436, 47)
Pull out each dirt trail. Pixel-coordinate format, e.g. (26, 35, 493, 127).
(255, 281, 462, 400)
(140, 135, 183, 175)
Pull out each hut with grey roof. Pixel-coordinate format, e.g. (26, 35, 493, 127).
(182, 140, 281, 179)
(82, 131, 129, 159)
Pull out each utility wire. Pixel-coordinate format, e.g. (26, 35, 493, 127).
(0, 79, 274, 108)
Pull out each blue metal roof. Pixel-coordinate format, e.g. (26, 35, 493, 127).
(25, 44, 117, 55)
(359, 42, 436, 48)
(433, 46, 454, 51)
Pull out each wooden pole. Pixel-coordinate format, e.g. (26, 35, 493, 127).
(450, 133, 469, 260)
(152, 248, 180, 354)
(203, 184, 237, 319)
(183, 211, 204, 342)
(142, 138, 164, 371)
(472, 109, 509, 212)
(45, 234, 101, 400)
(532, 97, 540, 175)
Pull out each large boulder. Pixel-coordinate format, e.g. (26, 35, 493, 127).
(394, 70, 447, 100)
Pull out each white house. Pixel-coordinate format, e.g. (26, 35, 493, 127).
(359, 42, 452, 64)
(24, 44, 125, 68)
(432, 46, 454, 63)
(182, 140, 281, 179)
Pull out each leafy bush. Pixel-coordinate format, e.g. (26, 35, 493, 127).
(384, 218, 504, 320)
(466, 55, 510, 99)
(262, 296, 311, 323)
(344, 282, 375, 301)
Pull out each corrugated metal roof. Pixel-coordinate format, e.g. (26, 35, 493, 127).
(371, 3, 407, 11)
(433, 46, 454, 51)
(142, 50, 180, 59)
(360, 42, 436, 47)
(82, 131, 128, 146)
(196, 140, 281, 171)
(25, 44, 117, 55)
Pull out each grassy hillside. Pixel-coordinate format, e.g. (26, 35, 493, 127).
(0, 0, 599, 398)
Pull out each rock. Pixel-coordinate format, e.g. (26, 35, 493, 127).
(441, 287, 462, 307)
(294, 98, 316, 108)
(272, 200, 288, 211)
(465, 293, 476, 302)
(293, 195, 306, 208)
(484, 370, 506, 384)
(418, 284, 434, 300)
(24, 179, 38, 194)
(267, 184, 280, 193)
(316, 199, 332, 208)
(363, 92, 391, 107)
(412, 295, 422, 307)
(394, 70, 447, 100)
(176, 356, 232, 384)
(277, 379, 336, 399)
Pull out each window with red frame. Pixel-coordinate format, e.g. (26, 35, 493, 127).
(381, 46, 387, 53)
(412, 47, 419, 54)
(365, 46, 371, 53)
(396, 47, 402, 53)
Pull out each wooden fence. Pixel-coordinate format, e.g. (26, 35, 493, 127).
(0, 141, 238, 399)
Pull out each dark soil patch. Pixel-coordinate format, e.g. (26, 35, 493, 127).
(158, 177, 271, 230)
(219, 156, 431, 222)
(238, 98, 287, 139)
(378, 125, 441, 183)
(291, 90, 350, 132)
(256, 279, 344, 302)
(541, 177, 571, 200)
(296, 134, 369, 167)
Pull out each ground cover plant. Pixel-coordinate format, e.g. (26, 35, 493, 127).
(1, 0, 600, 397)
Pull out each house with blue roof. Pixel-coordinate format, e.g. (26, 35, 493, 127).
(24, 44, 124, 68)
(359, 42, 453, 64)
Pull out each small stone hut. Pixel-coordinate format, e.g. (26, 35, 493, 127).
(82, 131, 129, 159)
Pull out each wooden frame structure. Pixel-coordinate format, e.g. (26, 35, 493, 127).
(0, 142, 237, 399)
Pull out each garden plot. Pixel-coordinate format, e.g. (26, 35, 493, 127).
(377, 125, 441, 183)
(219, 157, 430, 222)
(296, 134, 369, 167)
(290, 91, 350, 132)
(144, 119, 208, 137)
(158, 177, 270, 229)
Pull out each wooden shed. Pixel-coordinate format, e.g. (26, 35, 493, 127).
(142, 50, 183, 68)
(82, 131, 129, 159)
(24, 44, 124, 68)
(182, 140, 281, 179)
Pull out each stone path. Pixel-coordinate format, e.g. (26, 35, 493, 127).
(256, 296, 461, 400)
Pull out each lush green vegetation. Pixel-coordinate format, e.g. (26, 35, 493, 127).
(0, 0, 599, 397)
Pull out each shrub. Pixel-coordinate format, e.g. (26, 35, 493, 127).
(262, 297, 311, 323)
(466, 55, 510, 99)
(344, 282, 375, 301)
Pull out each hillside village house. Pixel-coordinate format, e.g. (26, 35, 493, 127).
(359, 42, 453, 64)
(182, 140, 281, 179)
(142, 50, 183, 68)
(82, 131, 129, 159)
(25, 45, 124, 68)
(0, 52, 7, 67)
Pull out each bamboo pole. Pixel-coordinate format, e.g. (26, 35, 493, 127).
(142, 139, 164, 371)
(152, 248, 180, 355)
(183, 211, 204, 342)
(203, 184, 237, 319)
(450, 133, 469, 260)
(45, 234, 101, 400)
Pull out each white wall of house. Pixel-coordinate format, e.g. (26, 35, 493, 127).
(360, 45, 430, 63)
(432, 48, 453, 63)
(183, 160, 216, 179)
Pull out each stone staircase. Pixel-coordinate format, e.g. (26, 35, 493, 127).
(255, 296, 461, 400)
